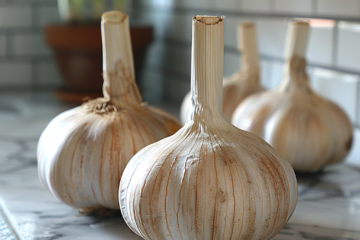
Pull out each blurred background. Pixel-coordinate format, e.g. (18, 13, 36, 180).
(1, 0, 360, 165)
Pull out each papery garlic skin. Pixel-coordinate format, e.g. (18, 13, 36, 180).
(232, 22, 353, 173)
(38, 103, 180, 210)
(120, 119, 297, 239)
(120, 16, 297, 240)
(37, 11, 181, 211)
(180, 22, 263, 124)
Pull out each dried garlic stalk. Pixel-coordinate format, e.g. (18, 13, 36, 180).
(180, 22, 263, 123)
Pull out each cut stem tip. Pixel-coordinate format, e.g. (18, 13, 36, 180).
(291, 21, 310, 27)
(240, 22, 255, 29)
(102, 10, 127, 23)
(194, 15, 224, 25)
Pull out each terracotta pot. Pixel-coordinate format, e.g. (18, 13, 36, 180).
(44, 24, 153, 103)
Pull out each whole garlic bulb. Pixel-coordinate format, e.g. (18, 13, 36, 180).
(232, 21, 353, 173)
(180, 22, 263, 124)
(37, 11, 181, 211)
(120, 16, 297, 240)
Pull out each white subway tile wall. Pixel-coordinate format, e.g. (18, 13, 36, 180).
(337, 22, 360, 71)
(224, 16, 240, 49)
(36, 61, 62, 87)
(179, 0, 210, 10)
(242, 0, 271, 13)
(12, 33, 51, 56)
(141, 68, 164, 103)
(317, 0, 360, 18)
(165, 13, 193, 42)
(224, 51, 240, 77)
(256, 18, 288, 58)
(0, 1, 58, 89)
(37, 6, 62, 26)
(307, 66, 315, 82)
(0, 63, 32, 86)
(152, 0, 175, 8)
(312, 68, 359, 123)
(306, 24, 334, 66)
(274, 0, 313, 15)
(163, 45, 191, 75)
(345, 128, 360, 167)
(139, 11, 168, 38)
(260, 60, 273, 89)
(164, 74, 190, 104)
(0, 35, 6, 56)
(0, 7, 32, 27)
(145, 43, 165, 69)
(224, 16, 254, 49)
(213, 0, 239, 12)
(269, 61, 284, 88)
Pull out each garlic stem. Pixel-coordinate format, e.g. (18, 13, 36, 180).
(281, 21, 311, 89)
(238, 22, 259, 78)
(190, 16, 224, 122)
(284, 21, 310, 60)
(101, 11, 141, 105)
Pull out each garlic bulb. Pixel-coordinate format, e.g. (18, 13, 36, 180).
(37, 11, 181, 211)
(232, 21, 353, 173)
(120, 16, 297, 240)
(180, 22, 263, 124)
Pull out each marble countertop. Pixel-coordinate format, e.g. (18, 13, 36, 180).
(1, 92, 360, 240)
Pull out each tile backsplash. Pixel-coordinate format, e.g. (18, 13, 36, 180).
(274, 0, 313, 15)
(311, 68, 359, 123)
(242, 0, 271, 13)
(316, 0, 360, 18)
(337, 21, 360, 72)
(0, 1, 61, 89)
